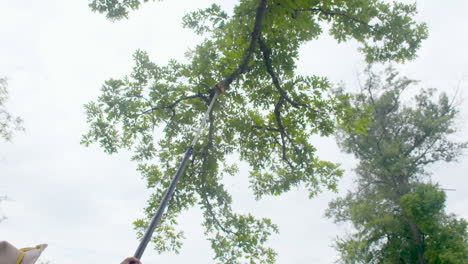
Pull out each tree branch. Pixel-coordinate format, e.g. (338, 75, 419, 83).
(193, 108, 236, 235)
(141, 93, 206, 116)
(258, 37, 306, 109)
(202, 195, 235, 235)
(251, 125, 279, 132)
(404, 106, 451, 158)
(274, 96, 295, 171)
(298, 7, 369, 27)
(220, 0, 268, 89)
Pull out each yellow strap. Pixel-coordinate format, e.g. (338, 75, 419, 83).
(15, 252, 25, 264)
(20, 246, 40, 252)
(16, 245, 41, 264)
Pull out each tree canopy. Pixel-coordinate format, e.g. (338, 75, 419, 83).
(326, 67, 468, 264)
(83, 1, 428, 263)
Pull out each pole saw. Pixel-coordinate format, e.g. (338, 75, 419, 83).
(131, 84, 223, 263)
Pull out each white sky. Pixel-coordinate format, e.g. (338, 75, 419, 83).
(1, 1, 467, 264)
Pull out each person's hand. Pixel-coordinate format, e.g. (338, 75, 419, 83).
(121, 257, 141, 264)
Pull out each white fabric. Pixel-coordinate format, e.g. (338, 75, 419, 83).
(0, 241, 47, 264)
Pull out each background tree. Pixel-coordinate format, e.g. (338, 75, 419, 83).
(0, 77, 24, 141)
(1, 77, 23, 223)
(326, 67, 468, 264)
(83, 0, 428, 263)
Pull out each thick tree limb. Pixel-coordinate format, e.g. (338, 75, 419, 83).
(221, 0, 268, 89)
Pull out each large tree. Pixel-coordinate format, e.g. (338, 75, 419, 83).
(326, 67, 468, 264)
(83, 0, 428, 263)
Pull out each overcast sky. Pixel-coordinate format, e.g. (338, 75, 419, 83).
(1, 1, 467, 264)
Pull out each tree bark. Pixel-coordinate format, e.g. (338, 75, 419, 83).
(404, 214, 426, 264)
(393, 176, 427, 264)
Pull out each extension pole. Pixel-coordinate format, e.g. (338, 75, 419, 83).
(131, 89, 220, 263)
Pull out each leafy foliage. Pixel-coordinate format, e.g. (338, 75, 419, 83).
(327, 67, 468, 264)
(0, 78, 24, 141)
(84, 1, 428, 263)
(89, 0, 159, 21)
